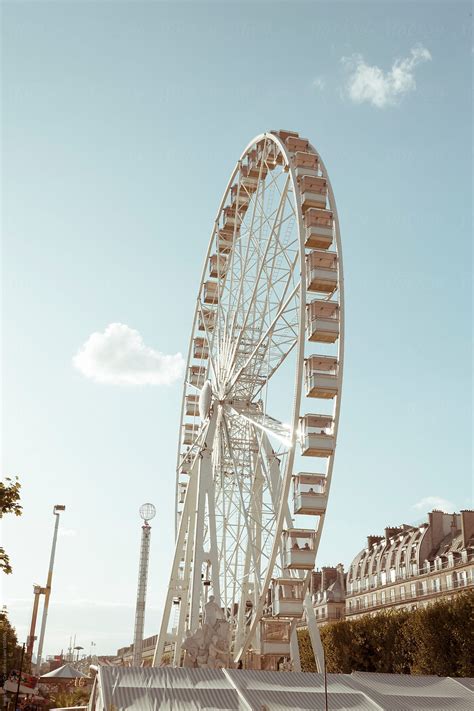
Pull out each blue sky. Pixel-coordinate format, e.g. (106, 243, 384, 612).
(2, 1, 472, 657)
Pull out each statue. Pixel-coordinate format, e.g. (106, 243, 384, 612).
(204, 595, 223, 628)
(182, 630, 198, 668)
(208, 634, 229, 669)
(181, 594, 231, 669)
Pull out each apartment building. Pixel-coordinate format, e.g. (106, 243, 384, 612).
(345, 510, 474, 619)
(310, 564, 346, 625)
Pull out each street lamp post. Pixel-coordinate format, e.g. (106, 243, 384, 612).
(35, 505, 66, 675)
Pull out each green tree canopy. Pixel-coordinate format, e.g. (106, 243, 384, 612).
(0, 609, 28, 679)
(0, 477, 22, 574)
(298, 591, 474, 677)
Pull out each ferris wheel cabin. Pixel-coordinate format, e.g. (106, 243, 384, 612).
(306, 250, 338, 294)
(293, 473, 328, 515)
(300, 414, 335, 457)
(198, 308, 215, 331)
(188, 365, 206, 387)
(209, 254, 228, 278)
(270, 578, 305, 618)
(305, 355, 340, 399)
(306, 299, 339, 343)
(203, 280, 219, 304)
(182, 422, 200, 446)
(304, 208, 334, 250)
(260, 620, 291, 656)
(185, 393, 200, 417)
(193, 337, 209, 360)
(283, 529, 318, 570)
(299, 175, 328, 211)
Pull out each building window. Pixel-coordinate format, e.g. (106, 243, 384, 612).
(412, 563, 418, 576)
(390, 568, 396, 583)
(389, 588, 395, 602)
(371, 575, 377, 589)
(380, 571, 387, 586)
(364, 596, 368, 609)
(364, 577, 369, 591)
(372, 593, 377, 607)
(357, 579, 361, 592)
(459, 571, 468, 587)
(432, 578, 441, 593)
(410, 583, 417, 598)
(446, 574, 453, 589)
(421, 580, 428, 595)
(381, 591, 386, 605)
(400, 586, 405, 600)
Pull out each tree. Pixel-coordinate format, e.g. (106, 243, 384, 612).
(47, 687, 91, 709)
(0, 609, 29, 680)
(0, 477, 22, 574)
(298, 591, 474, 677)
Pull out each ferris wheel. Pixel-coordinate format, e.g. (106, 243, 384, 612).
(153, 130, 344, 672)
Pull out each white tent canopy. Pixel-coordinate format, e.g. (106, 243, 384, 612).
(90, 666, 474, 710)
(41, 664, 87, 680)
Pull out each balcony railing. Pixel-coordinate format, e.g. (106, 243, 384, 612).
(347, 553, 474, 594)
(346, 577, 473, 614)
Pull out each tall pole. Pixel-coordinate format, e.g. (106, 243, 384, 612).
(35, 505, 65, 675)
(132, 504, 155, 667)
(26, 585, 45, 661)
(14, 644, 25, 711)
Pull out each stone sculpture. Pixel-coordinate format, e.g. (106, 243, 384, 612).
(181, 596, 231, 669)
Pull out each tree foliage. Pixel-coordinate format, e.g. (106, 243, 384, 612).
(0, 477, 22, 574)
(298, 591, 474, 677)
(47, 687, 90, 709)
(0, 609, 29, 681)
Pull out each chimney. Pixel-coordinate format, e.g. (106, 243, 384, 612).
(384, 527, 402, 542)
(311, 570, 322, 595)
(336, 563, 345, 592)
(428, 510, 455, 551)
(460, 511, 474, 548)
(367, 535, 383, 549)
(321, 566, 338, 591)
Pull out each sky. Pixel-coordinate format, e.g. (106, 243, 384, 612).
(1, 0, 472, 658)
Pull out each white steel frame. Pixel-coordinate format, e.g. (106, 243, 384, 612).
(153, 131, 344, 671)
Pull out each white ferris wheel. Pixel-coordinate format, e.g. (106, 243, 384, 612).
(153, 129, 344, 672)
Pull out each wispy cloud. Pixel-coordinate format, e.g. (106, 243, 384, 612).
(73, 323, 184, 386)
(312, 77, 325, 91)
(342, 45, 431, 108)
(413, 496, 455, 513)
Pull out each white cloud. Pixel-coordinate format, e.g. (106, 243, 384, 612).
(413, 496, 455, 513)
(73, 323, 185, 386)
(313, 77, 325, 91)
(342, 45, 431, 108)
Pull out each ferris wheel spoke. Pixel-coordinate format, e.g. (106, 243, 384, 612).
(222, 175, 292, 372)
(225, 282, 299, 397)
(220, 413, 268, 598)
